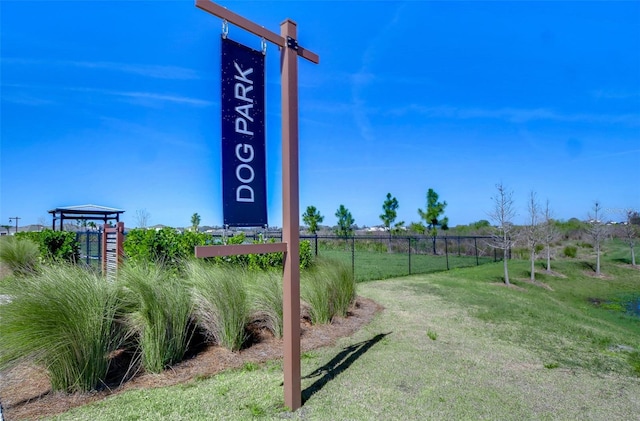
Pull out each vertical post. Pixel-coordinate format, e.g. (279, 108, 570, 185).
(280, 18, 301, 411)
(408, 237, 412, 275)
(101, 224, 108, 275)
(445, 236, 449, 270)
(98, 228, 102, 266)
(351, 236, 355, 280)
(474, 237, 479, 266)
(86, 231, 90, 266)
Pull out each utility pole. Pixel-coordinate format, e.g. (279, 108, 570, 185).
(8, 217, 21, 235)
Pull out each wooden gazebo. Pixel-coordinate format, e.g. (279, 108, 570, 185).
(48, 204, 125, 231)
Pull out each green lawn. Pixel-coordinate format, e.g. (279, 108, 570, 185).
(44, 241, 640, 420)
(319, 249, 495, 281)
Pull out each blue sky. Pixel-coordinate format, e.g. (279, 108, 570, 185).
(1, 1, 639, 229)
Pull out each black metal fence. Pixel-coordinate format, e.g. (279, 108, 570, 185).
(76, 230, 500, 282)
(304, 234, 500, 281)
(75, 231, 102, 267)
(220, 232, 500, 282)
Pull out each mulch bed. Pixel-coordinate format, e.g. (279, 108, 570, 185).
(0, 297, 382, 420)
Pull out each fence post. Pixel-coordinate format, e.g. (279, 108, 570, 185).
(445, 236, 449, 270)
(351, 236, 355, 280)
(474, 237, 479, 266)
(98, 229, 102, 264)
(314, 234, 318, 257)
(408, 237, 412, 275)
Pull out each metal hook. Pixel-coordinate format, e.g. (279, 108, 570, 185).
(222, 20, 229, 39)
(261, 37, 267, 55)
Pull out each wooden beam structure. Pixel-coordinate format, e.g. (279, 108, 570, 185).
(194, 0, 318, 411)
(195, 0, 319, 64)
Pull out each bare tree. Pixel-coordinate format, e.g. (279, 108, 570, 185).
(621, 209, 638, 267)
(524, 191, 541, 281)
(488, 183, 517, 285)
(135, 209, 151, 228)
(587, 200, 608, 275)
(540, 200, 559, 272)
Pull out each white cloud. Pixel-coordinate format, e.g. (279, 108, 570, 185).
(2, 58, 199, 80)
(385, 104, 640, 126)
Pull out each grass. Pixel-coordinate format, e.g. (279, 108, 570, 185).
(301, 258, 356, 324)
(246, 271, 284, 338)
(119, 262, 194, 373)
(0, 235, 40, 277)
(43, 239, 640, 419)
(319, 249, 494, 282)
(186, 261, 250, 351)
(0, 264, 123, 392)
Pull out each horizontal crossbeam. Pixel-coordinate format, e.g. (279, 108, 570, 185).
(195, 0, 319, 64)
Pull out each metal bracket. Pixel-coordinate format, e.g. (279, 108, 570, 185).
(286, 36, 299, 51)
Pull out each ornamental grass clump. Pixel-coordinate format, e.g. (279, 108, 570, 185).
(0, 264, 123, 392)
(119, 262, 194, 373)
(301, 258, 356, 324)
(247, 271, 284, 338)
(186, 261, 250, 351)
(0, 235, 40, 277)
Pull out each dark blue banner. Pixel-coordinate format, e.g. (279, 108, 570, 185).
(221, 37, 267, 227)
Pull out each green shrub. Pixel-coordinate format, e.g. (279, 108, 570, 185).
(563, 245, 578, 258)
(123, 228, 211, 268)
(0, 236, 40, 276)
(16, 230, 79, 263)
(299, 240, 313, 269)
(301, 258, 356, 324)
(0, 264, 123, 392)
(119, 262, 194, 373)
(209, 235, 313, 271)
(186, 261, 249, 351)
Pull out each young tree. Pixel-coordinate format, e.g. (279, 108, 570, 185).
(302, 205, 324, 235)
(587, 200, 607, 275)
(488, 182, 516, 285)
(418, 188, 448, 253)
(135, 209, 151, 228)
(191, 212, 201, 232)
(335, 205, 355, 239)
(408, 222, 426, 235)
(524, 191, 541, 281)
(380, 193, 402, 252)
(380, 193, 399, 232)
(540, 200, 559, 272)
(621, 209, 638, 267)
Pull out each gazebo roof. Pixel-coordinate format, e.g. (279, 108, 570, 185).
(48, 204, 125, 215)
(48, 204, 125, 230)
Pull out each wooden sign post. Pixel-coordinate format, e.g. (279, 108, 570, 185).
(194, 0, 319, 411)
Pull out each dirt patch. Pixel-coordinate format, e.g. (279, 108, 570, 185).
(615, 263, 640, 272)
(490, 282, 527, 291)
(538, 269, 567, 278)
(517, 277, 554, 291)
(0, 296, 383, 420)
(582, 271, 614, 280)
